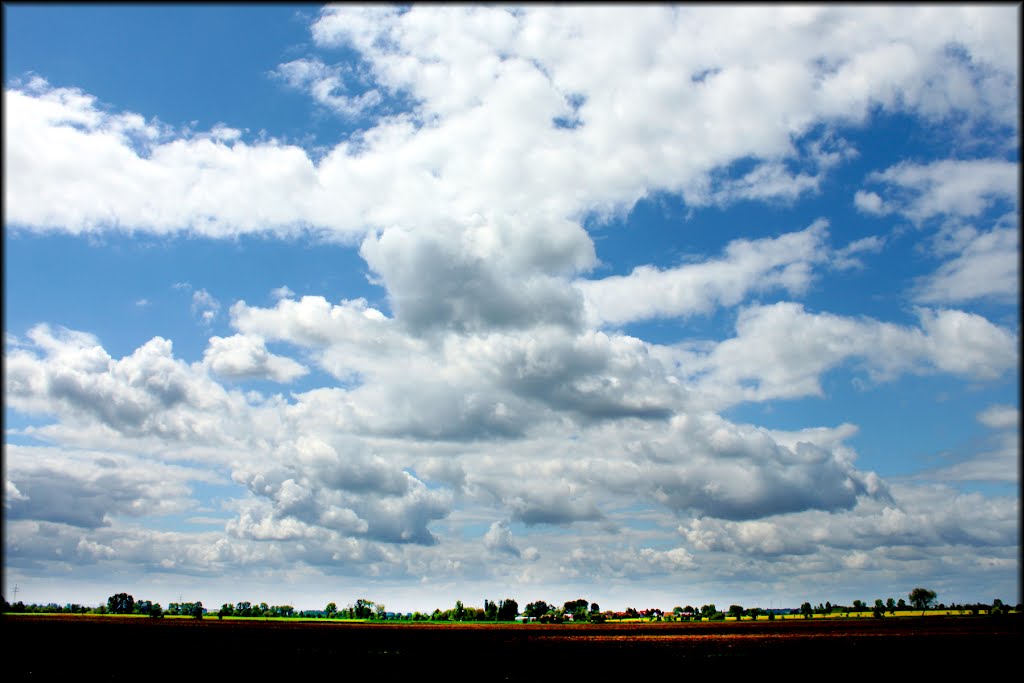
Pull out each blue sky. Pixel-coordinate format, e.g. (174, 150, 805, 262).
(4, 4, 1019, 613)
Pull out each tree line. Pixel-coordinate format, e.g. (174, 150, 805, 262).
(3, 587, 1018, 621)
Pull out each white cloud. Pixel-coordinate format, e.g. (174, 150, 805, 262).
(271, 57, 382, 118)
(577, 220, 829, 327)
(191, 289, 221, 324)
(923, 405, 1020, 483)
(4, 444, 219, 529)
(681, 483, 1018, 558)
(859, 159, 1019, 224)
(913, 224, 1019, 304)
(7, 6, 1017, 250)
(270, 285, 295, 300)
(482, 520, 520, 557)
(854, 190, 887, 215)
(677, 303, 1018, 408)
(831, 234, 886, 271)
(203, 334, 308, 383)
(978, 404, 1019, 431)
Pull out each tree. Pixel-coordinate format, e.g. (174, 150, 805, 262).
(908, 588, 937, 612)
(728, 605, 744, 619)
(107, 593, 135, 615)
(354, 599, 375, 619)
(524, 601, 551, 619)
(800, 602, 813, 619)
(886, 598, 896, 615)
(325, 602, 337, 618)
(497, 599, 518, 621)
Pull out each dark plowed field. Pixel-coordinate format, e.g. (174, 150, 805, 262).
(4, 614, 1020, 680)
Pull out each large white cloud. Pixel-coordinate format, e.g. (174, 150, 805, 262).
(577, 220, 830, 326)
(7, 6, 1017, 245)
(675, 303, 1018, 408)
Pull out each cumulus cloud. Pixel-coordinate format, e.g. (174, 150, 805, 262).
(203, 334, 308, 383)
(681, 483, 1018, 558)
(4, 445, 217, 529)
(677, 303, 1018, 408)
(7, 6, 1017, 248)
(577, 220, 829, 327)
(4, 324, 251, 443)
(483, 520, 521, 557)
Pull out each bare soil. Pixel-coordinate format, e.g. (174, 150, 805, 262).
(4, 613, 1019, 680)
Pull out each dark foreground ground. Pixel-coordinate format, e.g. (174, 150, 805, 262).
(4, 614, 1020, 680)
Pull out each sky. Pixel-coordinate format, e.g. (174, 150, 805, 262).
(3, 4, 1020, 614)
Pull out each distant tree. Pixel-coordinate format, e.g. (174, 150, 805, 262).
(524, 601, 551, 619)
(897, 598, 907, 609)
(909, 588, 937, 612)
(354, 599, 375, 619)
(182, 601, 203, 619)
(746, 608, 761, 621)
(497, 599, 519, 621)
(728, 605, 744, 619)
(800, 602, 813, 619)
(107, 593, 135, 615)
(699, 604, 716, 618)
(852, 600, 865, 611)
(590, 602, 600, 614)
(134, 600, 157, 616)
(563, 598, 589, 613)
(886, 598, 896, 615)
(325, 602, 337, 618)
